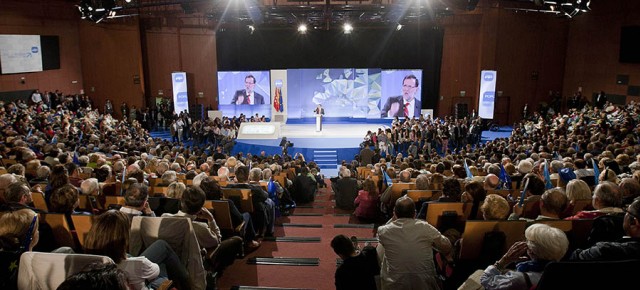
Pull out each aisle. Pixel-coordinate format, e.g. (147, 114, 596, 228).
(218, 181, 379, 290)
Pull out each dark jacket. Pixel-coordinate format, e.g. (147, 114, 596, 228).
(570, 237, 640, 261)
(333, 177, 359, 210)
(335, 246, 380, 290)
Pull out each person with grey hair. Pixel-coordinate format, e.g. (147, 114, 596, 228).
(566, 181, 623, 220)
(249, 168, 262, 183)
(415, 174, 430, 190)
(377, 196, 452, 290)
(0, 173, 18, 191)
(159, 170, 177, 186)
(549, 160, 564, 180)
(566, 181, 625, 246)
(480, 223, 569, 289)
(80, 178, 100, 196)
(119, 183, 155, 220)
(217, 166, 230, 181)
(192, 172, 208, 188)
(333, 166, 359, 210)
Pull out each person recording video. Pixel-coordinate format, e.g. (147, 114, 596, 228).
(231, 75, 265, 105)
(381, 74, 421, 118)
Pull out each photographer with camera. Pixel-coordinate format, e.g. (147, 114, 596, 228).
(280, 137, 294, 157)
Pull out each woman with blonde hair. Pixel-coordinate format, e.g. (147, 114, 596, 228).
(166, 181, 186, 199)
(84, 210, 190, 290)
(0, 209, 39, 289)
(0, 208, 39, 252)
(562, 179, 593, 217)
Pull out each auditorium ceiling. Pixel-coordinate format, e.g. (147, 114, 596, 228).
(66, 0, 586, 29)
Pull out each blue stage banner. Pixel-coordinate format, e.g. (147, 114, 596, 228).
(478, 70, 497, 119)
(172, 72, 189, 114)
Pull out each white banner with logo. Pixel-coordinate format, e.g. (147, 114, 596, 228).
(172, 72, 189, 114)
(478, 70, 497, 119)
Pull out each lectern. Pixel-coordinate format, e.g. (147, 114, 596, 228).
(315, 114, 323, 132)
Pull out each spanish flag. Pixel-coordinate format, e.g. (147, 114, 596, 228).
(278, 87, 284, 112)
(274, 87, 280, 112)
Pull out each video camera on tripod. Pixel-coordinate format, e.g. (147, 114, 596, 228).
(279, 137, 294, 155)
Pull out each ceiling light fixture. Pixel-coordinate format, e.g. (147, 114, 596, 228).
(343, 23, 353, 34)
(298, 24, 307, 34)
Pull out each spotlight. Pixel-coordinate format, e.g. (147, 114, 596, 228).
(343, 23, 353, 34)
(297, 24, 307, 34)
(396, 23, 403, 31)
(577, 0, 591, 12)
(125, 0, 132, 2)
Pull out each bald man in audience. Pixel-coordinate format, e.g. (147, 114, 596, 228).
(509, 188, 568, 223)
(484, 174, 500, 191)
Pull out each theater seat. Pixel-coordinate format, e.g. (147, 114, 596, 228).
(17, 252, 113, 290)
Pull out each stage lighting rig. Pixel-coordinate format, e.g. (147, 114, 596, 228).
(77, 0, 117, 23)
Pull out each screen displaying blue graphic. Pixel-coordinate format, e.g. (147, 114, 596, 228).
(286, 68, 373, 118)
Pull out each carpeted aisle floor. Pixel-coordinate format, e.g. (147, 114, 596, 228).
(218, 181, 378, 290)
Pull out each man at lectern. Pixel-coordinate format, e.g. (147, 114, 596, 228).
(231, 75, 265, 105)
(314, 104, 325, 132)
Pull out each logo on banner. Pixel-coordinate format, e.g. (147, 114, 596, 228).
(483, 73, 494, 82)
(31, 47, 39, 53)
(176, 92, 188, 104)
(174, 74, 185, 83)
(482, 92, 495, 104)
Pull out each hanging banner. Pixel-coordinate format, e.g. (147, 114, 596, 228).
(478, 70, 497, 119)
(172, 72, 189, 114)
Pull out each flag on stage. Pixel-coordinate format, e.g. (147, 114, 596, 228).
(274, 87, 280, 112)
(278, 87, 284, 112)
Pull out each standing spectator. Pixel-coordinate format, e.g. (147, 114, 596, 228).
(377, 196, 452, 290)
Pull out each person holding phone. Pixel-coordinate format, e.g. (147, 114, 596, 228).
(231, 75, 264, 105)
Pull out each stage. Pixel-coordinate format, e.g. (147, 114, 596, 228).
(150, 121, 513, 178)
(232, 122, 391, 176)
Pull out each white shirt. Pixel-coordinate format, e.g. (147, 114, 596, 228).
(404, 98, 415, 117)
(247, 92, 254, 104)
(119, 256, 160, 290)
(31, 92, 42, 103)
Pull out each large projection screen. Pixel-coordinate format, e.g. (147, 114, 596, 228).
(0, 35, 43, 74)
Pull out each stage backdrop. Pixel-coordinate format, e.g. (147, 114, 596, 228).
(216, 27, 443, 114)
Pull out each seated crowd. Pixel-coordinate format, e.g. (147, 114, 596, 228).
(2, 90, 640, 290)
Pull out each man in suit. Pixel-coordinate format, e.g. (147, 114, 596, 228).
(232, 74, 265, 105)
(381, 74, 422, 118)
(595, 90, 607, 109)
